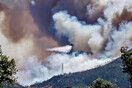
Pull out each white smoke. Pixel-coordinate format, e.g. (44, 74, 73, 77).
(53, 0, 132, 57)
(53, 11, 105, 55)
(48, 53, 117, 73)
(17, 56, 49, 85)
(104, 1, 125, 22)
(53, 11, 104, 54)
(17, 52, 116, 86)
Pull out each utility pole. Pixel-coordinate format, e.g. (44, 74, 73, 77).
(61, 63, 64, 75)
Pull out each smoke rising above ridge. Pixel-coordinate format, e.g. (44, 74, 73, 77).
(1, 0, 132, 86)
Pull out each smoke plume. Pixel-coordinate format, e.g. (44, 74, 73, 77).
(0, 0, 132, 86)
(0, 0, 59, 85)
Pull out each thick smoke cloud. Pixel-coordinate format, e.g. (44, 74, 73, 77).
(30, 0, 105, 45)
(0, 0, 59, 85)
(0, 0, 59, 59)
(53, 11, 104, 54)
(30, 0, 131, 45)
(53, 0, 132, 55)
(0, 0, 30, 42)
(0, 0, 132, 86)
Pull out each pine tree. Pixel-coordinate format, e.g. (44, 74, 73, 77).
(89, 78, 116, 88)
(0, 45, 17, 86)
(120, 46, 132, 83)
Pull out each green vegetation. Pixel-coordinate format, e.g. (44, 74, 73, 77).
(2, 84, 24, 88)
(31, 59, 130, 88)
(120, 46, 132, 83)
(0, 46, 18, 87)
(89, 78, 116, 88)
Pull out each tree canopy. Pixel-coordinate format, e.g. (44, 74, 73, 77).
(0, 45, 17, 86)
(120, 46, 132, 83)
(89, 78, 116, 88)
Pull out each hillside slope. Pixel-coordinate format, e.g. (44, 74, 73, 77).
(1, 84, 24, 88)
(31, 59, 131, 88)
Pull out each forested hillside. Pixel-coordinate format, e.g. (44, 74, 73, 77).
(31, 59, 131, 88)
